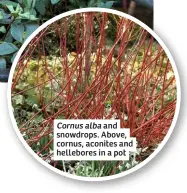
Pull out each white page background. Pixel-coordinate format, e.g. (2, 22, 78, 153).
(0, 0, 186, 192)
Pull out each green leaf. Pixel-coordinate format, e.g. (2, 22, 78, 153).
(11, 51, 18, 62)
(15, 3, 23, 13)
(50, 0, 61, 5)
(16, 0, 23, 3)
(0, 26, 6, 33)
(11, 22, 24, 42)
(0, 42, 18, 55)
(35, 114, 43, 124)
(23, 0, 32, 9)
(15, 82, 28, 90)
(0, 12, 3, 19)
(19, 12, 30, 19)
(39, 135, 48, 147)
(18, 12, 38, 20)
(26, 95, 40, 106)
(105, 1, 114, 8)
(97, 2, 105, 7)
(0, 8, 12, 18)
(35, 1, 46, 15)
(0, 1, 18, 7)
(0, 18, 13, 24)
(0, 58, 6, 69)
(88, 0, 97, 7)
(25, 23, 39, 39)
(13, 94, 24, 105)
(98, 1, 114, 8)
(4, 31, 13, 42)
(0, 9, 13, 24)
(6, 5, 15, 13)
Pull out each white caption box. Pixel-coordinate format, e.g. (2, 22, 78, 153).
(54, 119, 136, 160)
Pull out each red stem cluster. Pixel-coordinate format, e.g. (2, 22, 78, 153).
(11, 12, 177, 164)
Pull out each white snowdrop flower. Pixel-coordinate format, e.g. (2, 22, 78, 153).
(124, 114, 128, 121)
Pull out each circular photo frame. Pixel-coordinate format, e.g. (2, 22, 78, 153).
(7, 8, 180, 181)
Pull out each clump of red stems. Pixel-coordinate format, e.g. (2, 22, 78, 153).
(12, 12, 176, 160)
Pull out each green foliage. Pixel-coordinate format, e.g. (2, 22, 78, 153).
(0, 42, 18, 55)
(0, 1, 18, 7)
(0, 26, 6, 33)
(11, 22, 24, 42)
(0, 0, 119, 68)
(0, 58, 6, 69)
(25, 23, 38, 39)
(0, 0, 39, 67)
(35, 0, 47, 15)
(50, 0, 61, 5)
(68, 0, 115, 9)
(69, 149, 141, 177)
(97, 0, 115, 8)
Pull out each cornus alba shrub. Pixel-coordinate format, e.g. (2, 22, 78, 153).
(11, 12, 177, 175)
